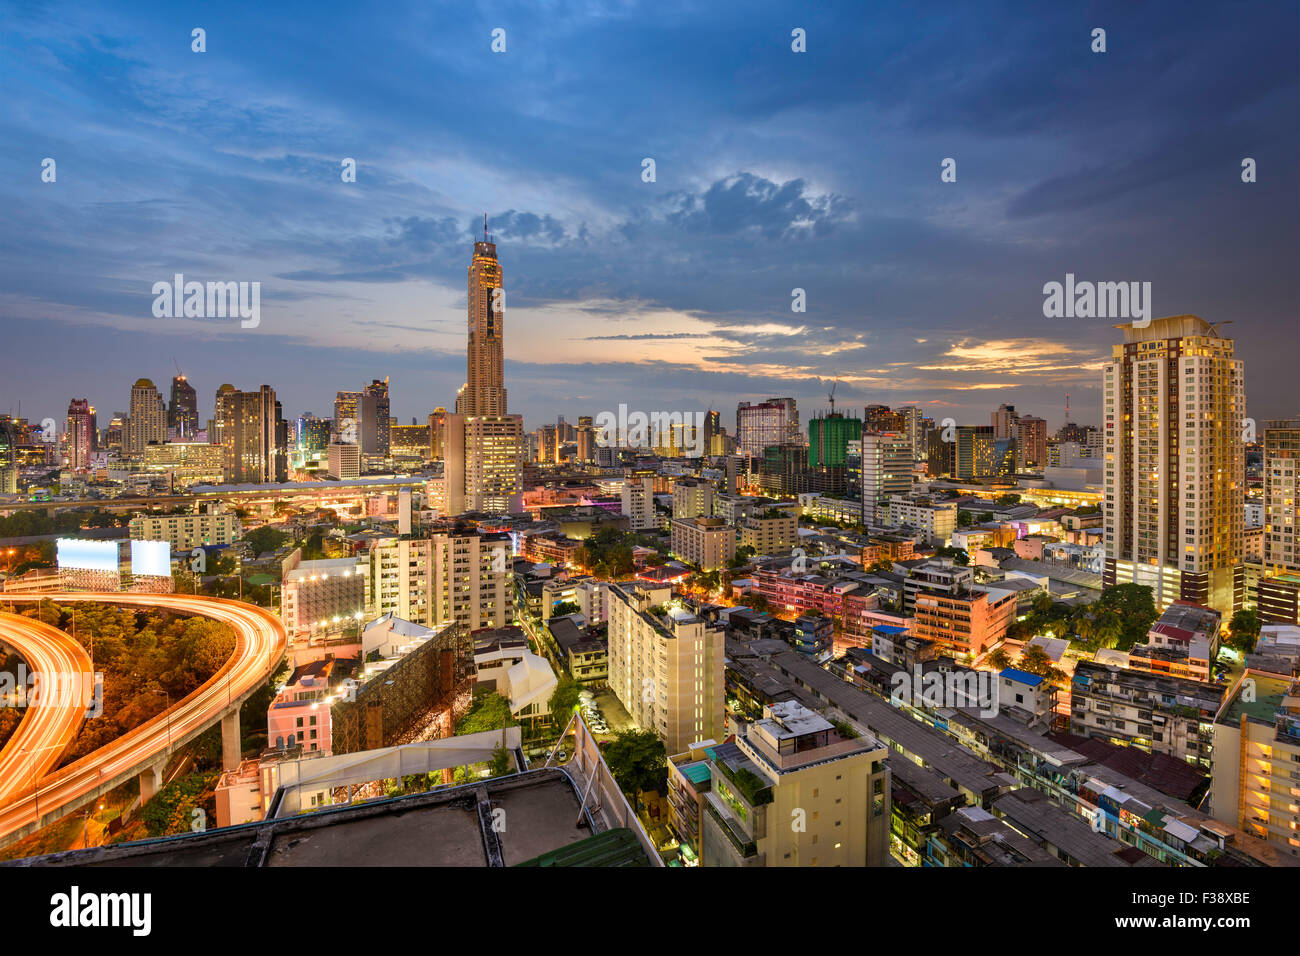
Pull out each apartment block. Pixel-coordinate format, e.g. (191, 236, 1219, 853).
(369, 528, 513, 631)
(607, 582, 725, 754)
(737, 511, 798, 555)
(1263, 419, 1300, 572)
(129, 505, 241, 551)
(1102, 316, 1245, 613)
(699, 701, 891, 867)
(671, 516, 736, 571)
(1209, 671, 1300, 859)
(672, 478, 715, 519)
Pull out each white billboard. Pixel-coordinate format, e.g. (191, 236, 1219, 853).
(130, 539, 172, 578)
(56, 538, 120, 573)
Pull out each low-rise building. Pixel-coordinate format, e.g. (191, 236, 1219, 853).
(1071, 661, 1221, 768)
(737, 510, 798, 555)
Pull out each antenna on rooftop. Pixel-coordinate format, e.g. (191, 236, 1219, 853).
(483, 213, 488, 241)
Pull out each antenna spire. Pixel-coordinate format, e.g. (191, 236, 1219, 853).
(483, 213, 488, 241)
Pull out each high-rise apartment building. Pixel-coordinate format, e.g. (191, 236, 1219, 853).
(169, 374, 198, 439)
(1102, 316, 1245, 613)
(992, 403, 1018, 440)
(895, 405, 925, 461)
(607, 582, 726, 754)
(672, 477, 715, 519)
(621, 472, 657, 530)
(1015, 415, 1047, 470)
(1262, 419, 1300, 572)
(65, 398, 93, 472)
(736, 398, 800, 457)
(218, 385, 287, 484)
(368, 527, 513, 631)
(124, 378, 167, 456)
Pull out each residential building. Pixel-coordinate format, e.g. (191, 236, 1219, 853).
(621, 472, 657, 531)
(1208, 670, 1300, 858)
(607, 582, 726, 753)
(858, 432, 913, 524)
(672, 477, 715, 519)
(700, 701, 891, 867)
(328, 442, 361, 479)
(738, 511, 798, 556)
(1102, 315, 1245, 613)
(736, 398, 800, 458)
(129, 503, 241, 551)
(1263, 419, 1300, 572)
(671, 516, 736, 571)
(124, 378, 167, 456)
(369, 527, 513, 631)
(1071, 661, 1220, 768)
(65, 398, 93, 472)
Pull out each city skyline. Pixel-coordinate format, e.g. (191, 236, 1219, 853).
(2, 1, 1297, 431)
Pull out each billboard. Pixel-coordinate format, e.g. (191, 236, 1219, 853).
(130, 539, 172, 577)
(56, 538, 120, 573)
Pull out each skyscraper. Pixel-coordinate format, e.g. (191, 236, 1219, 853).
(65, 398, 93, 472)
(1102, 316, 1244, 613)
(334, 390, 361, 443)
(1262, 419, 1300, 572)
(464, 220, 508, 418)
(218, 385, 287, 484)
(363, 378, 390, 456)
(442, 223, 523, 514)
(736, 397, 799, 457)
(124, 378, 167, 456)
(1015, 415, 1047, 470)
(169, 374, 198, 439)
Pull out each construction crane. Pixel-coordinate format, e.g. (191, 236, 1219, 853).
(827, 377, 838, 415)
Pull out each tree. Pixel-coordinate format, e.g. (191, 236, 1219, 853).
(1228, 608, 1262, 654)
(489, 744, 514, 777)
(1095, 583, 1158, 650)
(551, 600, 581, 617)
(602, 729, 668, 797)
(996, 493, 1021, 506)
(934, 546, 969, 566)
(739, 593, 770, 613)
(957, 510, 974, 529)
(548, 676, 581, 719)
(243, 525, 287, 555)
(456, 691, 517, 735)
(987, 647, 1011, 671)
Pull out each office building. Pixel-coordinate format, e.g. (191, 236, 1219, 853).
(858, 432, 913, 524)
(363, 378, 391, 456)
(1102, 316, 1245, 613)
(169, 374, 198, 439)
(218, 385, 287, 483)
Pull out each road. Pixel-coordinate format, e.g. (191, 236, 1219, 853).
(0, 611, 94, 808)
(0, 593, 286, 845)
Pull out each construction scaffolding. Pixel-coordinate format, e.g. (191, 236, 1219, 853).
(330, 624, 474, 754)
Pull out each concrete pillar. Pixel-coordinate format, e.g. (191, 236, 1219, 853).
(138, 764, 163, 804)
(221, 709, 241, 771)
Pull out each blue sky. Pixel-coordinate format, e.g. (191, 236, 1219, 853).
(1, 0, 1296, 433)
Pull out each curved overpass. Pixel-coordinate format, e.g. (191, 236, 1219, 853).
(0, 593, 286, 848)
(0, 613, 94, 808)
